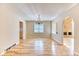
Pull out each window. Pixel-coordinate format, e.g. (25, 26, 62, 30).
(34, 22, 44, 33)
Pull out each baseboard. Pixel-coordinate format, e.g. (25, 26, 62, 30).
(52, 39, 63, 45)
(5, 43, 16, 51)
(0, 43, 16, 56)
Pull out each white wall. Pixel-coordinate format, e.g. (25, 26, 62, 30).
(52, 21, 56, 34)
(53, 4, 79, 53)
(51, 16, 64, 44)
(26, 21, 51, 38)
(0, 4, 20, 54)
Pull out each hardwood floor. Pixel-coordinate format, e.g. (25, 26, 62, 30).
(3, 38, 73, 56)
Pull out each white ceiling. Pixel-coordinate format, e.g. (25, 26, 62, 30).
(10, 3, 77, 20)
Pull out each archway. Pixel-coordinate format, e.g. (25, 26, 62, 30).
(63, 16, 74, 38)
(63, 16, 74, 55)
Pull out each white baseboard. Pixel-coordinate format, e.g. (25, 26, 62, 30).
(53, 39, 63, 45)
(0, 43, 16, 56)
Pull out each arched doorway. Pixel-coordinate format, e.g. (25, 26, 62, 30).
(63, 16, 74, 55)
(63, 16, 74, 38)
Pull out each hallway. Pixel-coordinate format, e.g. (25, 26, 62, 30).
(4, 38, 71, 56)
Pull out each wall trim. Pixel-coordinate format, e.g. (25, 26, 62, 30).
(52, 39, 63, 45)
(0, 43, 16, 56)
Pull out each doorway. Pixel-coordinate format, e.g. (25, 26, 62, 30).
(63, 16, 74, 38)
(63, 16, 74, 55)
(19, 21, 23, 40)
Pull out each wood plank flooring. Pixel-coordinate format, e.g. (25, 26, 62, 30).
(3, 38, 73, 56)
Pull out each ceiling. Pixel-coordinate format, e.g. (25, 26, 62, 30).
(10, 3, 77, 21)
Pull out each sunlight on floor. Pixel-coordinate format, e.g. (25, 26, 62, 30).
(3, 38, 73, 56)
(34, 40, 44, 55)
(63, 38, 74, 55)
(52, 42, 56, 55)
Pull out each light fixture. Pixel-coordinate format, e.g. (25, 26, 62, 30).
(37, 14, 41, 21)
(37, 14, 42, 24)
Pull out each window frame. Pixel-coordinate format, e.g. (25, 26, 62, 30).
(33, 22, 45, 33)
